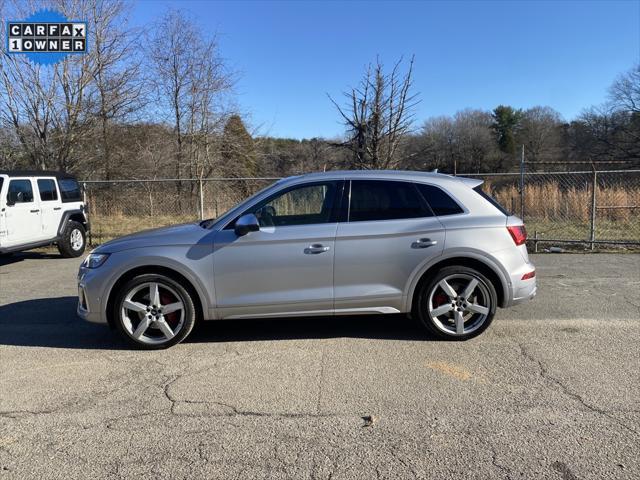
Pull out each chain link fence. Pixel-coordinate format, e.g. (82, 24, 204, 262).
(82, 169, 640, 250)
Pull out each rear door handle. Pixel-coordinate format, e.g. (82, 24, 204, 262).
(53, 207, 61, 211)
(412, 238, 437, 248)
(304, 244, 330, 254)
(30, 209, 40, 213)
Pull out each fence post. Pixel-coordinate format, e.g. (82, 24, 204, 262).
(198, 178, 204, 220)
(519, 145, 525, 221)
(589, 166, 597, 250)
(82, 182, 92, 246)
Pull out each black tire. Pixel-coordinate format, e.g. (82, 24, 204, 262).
(113, 274, 196, 349)
(57, 220, 86, 258)
(415, 266, 497, 340)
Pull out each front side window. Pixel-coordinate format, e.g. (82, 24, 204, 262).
(250, 181, 339, 227)
(7, 179, 34, 204)
(37, 179, 58, 201)
(58, 178, 82, 202)
(349, 180, 431, 222)
(416, 184, 464, 216)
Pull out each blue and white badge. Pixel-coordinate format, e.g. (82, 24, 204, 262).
(6, 9, 87, 65)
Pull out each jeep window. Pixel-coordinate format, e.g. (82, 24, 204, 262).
(416, 184, 464, 216)
(58, 178, 82, 202)
(0, 177, 3, 194)
(37, 179, 58, 201)
(473, 185, 510, 215)
(7, 179, 34, 203)
(349, 180, 431, 222)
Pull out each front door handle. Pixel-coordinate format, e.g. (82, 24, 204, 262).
(304, 244, 330, 254)
(412, 238, 437, 249)
(30, 209, 40, 213)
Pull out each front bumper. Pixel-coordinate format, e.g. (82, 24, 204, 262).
(77, 267, 109, 324)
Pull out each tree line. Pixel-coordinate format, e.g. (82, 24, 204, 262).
(0, 0, 638, 182)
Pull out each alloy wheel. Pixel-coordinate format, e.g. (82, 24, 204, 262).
(121, 282, 186, 345)
(427, 273, 491, 336)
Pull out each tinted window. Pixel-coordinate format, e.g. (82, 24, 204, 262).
(349, 180, 431, 222)
(58, 178, 82, 202)
(37, 179, 58, 201)
(250, 182, 339, 227)
(473, 185, 510, 215)
(7, 179, 34, 203)
(417, 184, 464, 216)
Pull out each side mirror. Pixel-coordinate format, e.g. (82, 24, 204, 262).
(234, 213, 260, 236)
(6, 192, 17, 206)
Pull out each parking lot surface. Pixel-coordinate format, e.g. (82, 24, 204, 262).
(1, 252, 639, 479)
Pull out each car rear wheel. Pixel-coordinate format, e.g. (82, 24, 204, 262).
(113, 274, 196, 349)
(416, 266, 497, 340)
(57, 221, 86, 258)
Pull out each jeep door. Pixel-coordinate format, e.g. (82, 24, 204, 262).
(213, 180, 343, 319)
(4, 178, 44, 247)
(333, 180, 445, 312)
(36, 177, 64, 239)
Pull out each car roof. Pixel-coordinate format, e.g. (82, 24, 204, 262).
(281, 169, 482, 188)
(0, 170, 77, 180)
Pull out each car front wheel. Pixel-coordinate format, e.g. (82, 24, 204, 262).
(113, 274, 196, 349)
(416, 266, 497, 340)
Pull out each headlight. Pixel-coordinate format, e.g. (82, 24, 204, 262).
(82, 253, 110, 269)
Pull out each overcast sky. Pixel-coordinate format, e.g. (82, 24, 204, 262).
(132, 0, 640, 139)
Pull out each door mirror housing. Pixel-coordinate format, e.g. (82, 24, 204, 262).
(234, 213, 260, 236)
(6, 192, 18, 206)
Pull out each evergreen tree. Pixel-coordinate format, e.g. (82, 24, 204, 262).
(491, 105, 522, 155)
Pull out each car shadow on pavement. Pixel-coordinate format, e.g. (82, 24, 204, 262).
(0, 297, 432, 349)
(0, 251, 61, 266)
(0, 296, 128, 350)
(188, 314, 430, 344)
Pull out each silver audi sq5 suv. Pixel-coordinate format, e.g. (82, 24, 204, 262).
(78, 170, 536, 349)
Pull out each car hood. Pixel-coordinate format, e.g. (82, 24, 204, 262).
(93, 222, 214, 253)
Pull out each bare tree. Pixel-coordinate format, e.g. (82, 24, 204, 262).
(329, 56, 418, 169)
(147, 9, 234, 192)
(517, 106, 564, 165)
(88, 0, 145, 179)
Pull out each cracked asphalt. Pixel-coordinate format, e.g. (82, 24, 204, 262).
(0, 252, 639, 479)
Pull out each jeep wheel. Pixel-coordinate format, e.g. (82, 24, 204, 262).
(57, 221, 86, 258)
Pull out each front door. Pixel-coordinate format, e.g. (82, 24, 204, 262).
(213, 180, 343, 319)
(4, 178, 43, 247)
(334, 180, 445, 313)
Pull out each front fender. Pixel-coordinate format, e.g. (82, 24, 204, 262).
(98, 246, 215, 321)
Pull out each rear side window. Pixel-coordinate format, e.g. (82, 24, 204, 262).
(58, 178, 82, 202)
(349, 180, 432, 222)
(37, 179, 58, 201)
(416, 184, 464, 216)
(473, 186, 510, 215)
(7, 179, 34, 203)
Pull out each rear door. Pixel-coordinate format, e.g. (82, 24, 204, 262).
(4, 178, 43, 247)
(36, 177, 64, 239)
(333, 179, 445, 313)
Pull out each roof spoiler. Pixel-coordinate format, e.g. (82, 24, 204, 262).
(455, 176, 483, 188)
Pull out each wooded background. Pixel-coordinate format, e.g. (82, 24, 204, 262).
(1, 0, 639, 180)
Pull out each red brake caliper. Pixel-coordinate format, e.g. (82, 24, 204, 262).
(160, 291, 179, 328)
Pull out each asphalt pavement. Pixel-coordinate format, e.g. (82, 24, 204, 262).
(0, 252, 639, 479)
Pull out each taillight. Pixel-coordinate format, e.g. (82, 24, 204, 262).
(507, 225, 527, 246)
(521, 270, 535, 280)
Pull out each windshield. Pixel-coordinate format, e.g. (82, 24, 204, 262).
(199, 179, 282, 229)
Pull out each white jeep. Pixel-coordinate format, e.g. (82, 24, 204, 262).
(0, 171, 90, 257)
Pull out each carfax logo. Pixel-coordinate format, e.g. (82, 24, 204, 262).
(6, 9, 87, 65)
